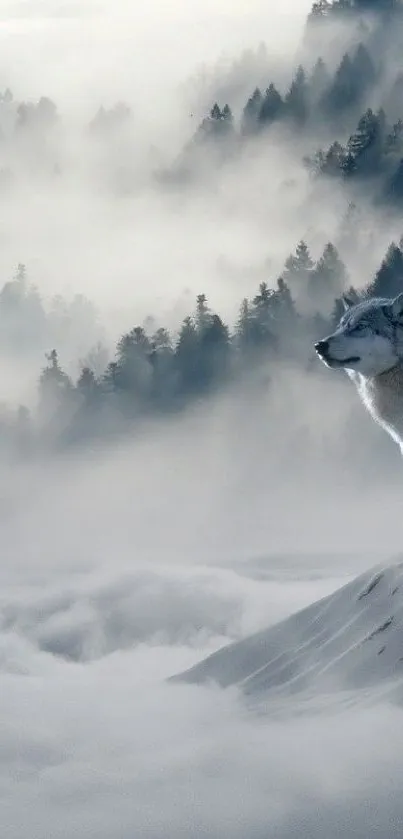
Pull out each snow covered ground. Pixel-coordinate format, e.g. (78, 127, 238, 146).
(175, 559, 403, 712)
(3, 538, 403, 838)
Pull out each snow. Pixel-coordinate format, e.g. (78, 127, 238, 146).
(173, 558, 403, 710)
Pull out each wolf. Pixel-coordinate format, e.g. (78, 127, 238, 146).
(315, 291, 403, 454)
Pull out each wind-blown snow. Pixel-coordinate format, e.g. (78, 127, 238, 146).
(173, 559, 403, 709)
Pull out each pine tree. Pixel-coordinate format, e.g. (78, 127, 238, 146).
(258, 84, 284, 126)
(352, 44, 376, 94)
(309, 243, 348, 307)
(114, 326, 153, 403)
(151, 327, 173, 353)
(322, 43, 375, 117)
(195, 293, 212, 334)
(221, 104, 233, 123)
(38, 349, 74, 420)
(250, 282, 277, 347)
(196, 103, 235, 145)
(0, 263, 47, 352)
(102, 361, 120, 394)
(284, 241, 314, 286)
(77, 367, 98, 402)
(211, 103, 221, 121)
(330, 141, 351, 175)
(309, 58, 331, 105)
(242, 88, 263, 134)
(321, 53, 358, 115)
(175, 316, 201, 395)
(150, 327, 177, 405)
(236, 298, 256, 354)
(253, 281, 271, 310)
(346, 108, 386, 174)
(273, 277, 296, 320)
(199, 314, 231, 386)
(285, 66, 308, 123)
(367, 243, 403, 298)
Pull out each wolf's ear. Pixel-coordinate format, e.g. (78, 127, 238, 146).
(341, 294, 355, 312)
(341, 288, 360, 311)
(390, 292, 403, 320)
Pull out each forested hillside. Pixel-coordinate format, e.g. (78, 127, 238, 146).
(0, 0, 401, 462)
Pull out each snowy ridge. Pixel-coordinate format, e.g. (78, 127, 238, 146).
(173, 560, 403, 703)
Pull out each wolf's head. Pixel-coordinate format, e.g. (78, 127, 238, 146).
(315, 292, 403, 377)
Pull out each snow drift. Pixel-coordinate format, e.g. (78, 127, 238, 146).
(173, 559, 403, 707)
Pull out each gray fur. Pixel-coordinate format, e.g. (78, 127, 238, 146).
(315, 294, 403, 453)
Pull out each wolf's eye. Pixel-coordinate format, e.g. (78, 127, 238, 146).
(353, 323, 366, 332)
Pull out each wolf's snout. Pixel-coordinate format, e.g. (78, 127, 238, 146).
(315, 340, 329, 356)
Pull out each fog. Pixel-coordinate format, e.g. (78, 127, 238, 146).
(0, 0, 397, 340)
(0, 0, 309, 103)
(0, 0, 403, 837)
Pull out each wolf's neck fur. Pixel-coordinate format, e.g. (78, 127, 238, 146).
(354, 362, 403, 448)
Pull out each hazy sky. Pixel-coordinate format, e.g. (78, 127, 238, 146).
(0, 0, 334, 337)
(0, 0, 311, 103)
(0, 0, 395, 346)
(0, 1, 403, 837)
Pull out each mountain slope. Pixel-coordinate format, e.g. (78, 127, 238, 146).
(173, 559, 403, 703)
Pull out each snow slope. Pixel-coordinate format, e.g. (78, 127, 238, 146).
(173, 559, 403, 707)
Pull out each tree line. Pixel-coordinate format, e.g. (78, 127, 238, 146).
(0, 0, 401, 207)
(0, 234, 400, 457)
(183, 44, 379, 153)
(175, 0, 403, 206)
